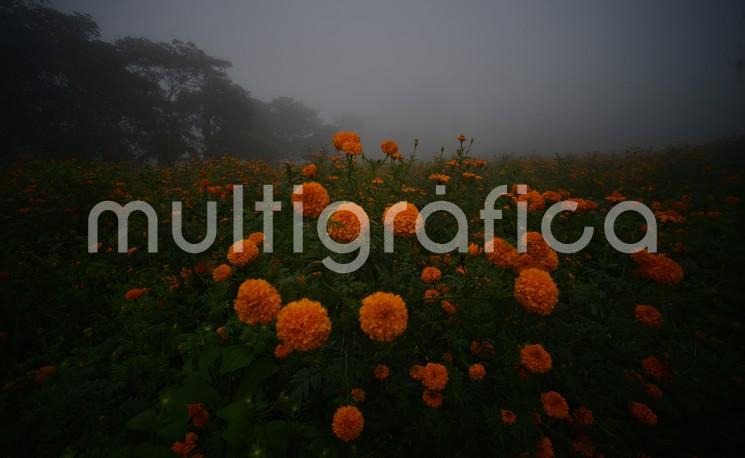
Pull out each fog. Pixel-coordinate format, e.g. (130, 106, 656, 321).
(56, 0, 745, 156)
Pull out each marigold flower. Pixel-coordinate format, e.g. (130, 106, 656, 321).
(420, 266, 441, 283)
(484, 237, 518, 268)
(645, 383, 663, 399)
(571, 435, 596, 458)
(635, 304, 662, 328)
(35, 365, 57, 384)
(332, 405, 364, 442)
(409, 364, 424, 380)
(292, 182, 330, 218)
(468, 363, 486, 381)
(542, 190, 561, 203)
(428, 173, 451, 184)
(301, 163, 317, 177)
(171, 432, 198, 458)
(234, 279, 282, 325)
(383, 202, 421, 238)
(332, 131, 361, 152)
(420, 362, 448, 391)
(514, 268, 559, 315)
(541, 391, 569, 419)
(124, 287, 149, 301)
(500, 409, 517, 424)
(572, 406, 594, 427)
(423, 288, 440, 303)
(212, 264, 232, 282)
(630, 250, 684, 285)
(327, 205, 364, 243)
(351, 388, 366, 402)
(457, 134, 466, 142)
(641, 355, 671, 382)
(380, 140, 398, 156)
(274, 343, 293, 359)
(227, 239, 259, 267)
(520, 343, 552, 374)
(517, 190, 546, 211)
(359, 292, 408, 342)
(342, 141, 362, 156)
(187, 403, 210, 428)
(276, 298, 331, 351)
(441, 300, 458, 315)
(422, 389, 443, 408)
(630, 401, 657, 426)
(248, 231, 264, 246)
(374, 364, 390, 381)
(536, 436, 554, 458)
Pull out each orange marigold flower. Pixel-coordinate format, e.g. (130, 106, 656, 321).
(536, 436, 554, 458)
(517, 190, 546, 212)
(35, 365, 57, 384)
(422, 389, 443, 408)
(423, 288, 440, 303)
(541, 391, 570, 419)
(420, 266, 441, 283)
(457, 134, 466, 142)
(292, 182, 330, 218)
(383, 202, 421, 238)
(635, 304, 662, 328)
(187, 403, 210, 428)
(359, 292, 408, 342)
(571, 435, 596, 458)
(514, 268, 559, 316)
(124, 287, 149, 301)
(485, 237, 518, 268)
(641, 355, 671, 382)
(234, 279, 282, 325)
(276, 298, 331, 351)
(332, 405, 364, 442)
(441, 300, 458, 315)
(409, 364, 424, 380)
(227, 239, 259, 267)
(542, 190, 561, 203)
(274, 343, 293, 359)
(420, 362, 448, 391)
(380, 139, 399, 156)
(520, 231, 551, 259)
(468, 363, 486, 381)
(520, 343, 552, 374)
(248, 231, 264, 246)
(171, 432, 198, 458)
(500, 409, 517, 424)
(342, 141, 362, 156)
(428, 173, 451, 184)
(332, 131, 361, 152)
(572, 406, 594, 427)
(327, 205, 364, 243)
(630, 250, 684, 285)
(374, 364, 390, 381)
(351, 388, 366, 402)
(212, 264, 232, 282)
(630, 401, 658, 426)
(645, 383, 663, 399)
(301, 163, 317, 177)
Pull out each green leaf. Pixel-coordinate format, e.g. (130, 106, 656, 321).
(218, 345, 255, 375)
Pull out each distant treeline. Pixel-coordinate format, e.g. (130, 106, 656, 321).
(0, 0, 336, 163)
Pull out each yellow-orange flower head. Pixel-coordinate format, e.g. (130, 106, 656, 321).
(520, 343, 552, 374)
(468, 363, 486, 381)
(359, 292, 408, 342)
(333, 131, 361, 152)
(514, 268, 559, 316)
(276, 298, 331, 351)
(630, 401, 657, 426)
(227, 239, 259, 267)
(383, 202, 421, 238)
(420, 362, 449, 391)
(212, 264, 232, 282)
(292, 182, 330, 218)
(301, 163, 317, 177)
(541, 391, 570, 419)
(485, 237, 518, 268)
(234, 279, 282, 325)
(327, 204, 365, 243)
(332, 405, 364, 442)
(635, 304, 663, 328)
(342, 141, 362, 156)
(380, 140, 398, 156)
(420, 266, 441, 283)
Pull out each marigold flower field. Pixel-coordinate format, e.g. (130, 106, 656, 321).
(1, 136, 745, 457)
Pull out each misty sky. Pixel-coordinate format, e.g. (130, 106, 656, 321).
(55, 0, 745, 156)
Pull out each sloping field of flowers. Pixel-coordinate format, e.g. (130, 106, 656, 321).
(1, 136, 744, 457)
